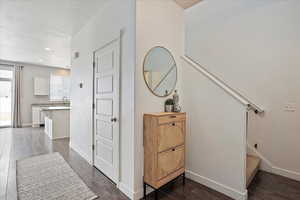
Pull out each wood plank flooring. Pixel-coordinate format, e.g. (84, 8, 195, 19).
(1, 127, 300, 200)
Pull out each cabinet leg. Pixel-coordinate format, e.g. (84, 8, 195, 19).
(155, 189, 158, 200)
(183, 172, 186, 185)
(143, 182, 146, 199)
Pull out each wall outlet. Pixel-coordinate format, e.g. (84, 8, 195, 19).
(284, 102, 296, 112)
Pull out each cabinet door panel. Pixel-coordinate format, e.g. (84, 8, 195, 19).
(158, 114, 185, 124)
(32, 107, 40, 125)
(34, 77, 49, 96)
(157, 145, 184, 180)
(158, 122, 184, 152)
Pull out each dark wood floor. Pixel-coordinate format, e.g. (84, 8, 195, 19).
(1, 127, 300, 200)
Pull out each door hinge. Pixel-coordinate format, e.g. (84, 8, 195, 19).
(92, 144, 95, 151)
(93, 61, 95, 68)
(92, 103, 95, 109)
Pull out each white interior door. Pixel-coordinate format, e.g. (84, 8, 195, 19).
(93, 39, 120, 184)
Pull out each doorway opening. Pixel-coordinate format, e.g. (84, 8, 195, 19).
(0, 66, 13, 128)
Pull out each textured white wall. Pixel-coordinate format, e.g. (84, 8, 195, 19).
(181, 60, 247, 199)
(135, 0, 184, 198)
(70, 0, 136, 198)
(185, 0, 300, 180)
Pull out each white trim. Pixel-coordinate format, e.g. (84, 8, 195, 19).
(22, 123, 32, 127)
(247, 143, 300, 181)
(186, 170, 248, 200)
(132, 188, 144, 200)
(272, 167, 300, 182)
(132, 186, 154, 200)
(118, 182, 139, 200)
(242, 111, 248, 189)
(70, 142, 93, 164)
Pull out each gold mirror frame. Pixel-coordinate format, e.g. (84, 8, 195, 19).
(142, 46, 178, 98)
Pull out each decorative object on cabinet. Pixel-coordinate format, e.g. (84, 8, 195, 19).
(164, 99, 174, 112)
(143, 46, 177, 97)
(143, 112, 186, 200)
(173, 90, 181, 112)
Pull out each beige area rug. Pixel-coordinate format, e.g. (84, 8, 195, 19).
(16, 152, 97, 200)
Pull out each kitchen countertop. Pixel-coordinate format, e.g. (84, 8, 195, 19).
(32, 102, 70, 106)
(41, 106, 71, 111)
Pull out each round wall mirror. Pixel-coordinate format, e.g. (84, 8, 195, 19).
(143, 46, 177, 97)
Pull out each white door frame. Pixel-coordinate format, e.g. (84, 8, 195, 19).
(92, 33, 122, 186)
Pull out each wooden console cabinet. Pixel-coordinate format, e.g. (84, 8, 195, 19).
(143, 112, 186, 199)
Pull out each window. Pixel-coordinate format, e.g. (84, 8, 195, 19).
(0, 69, 13, 79)
(0, 67, 13, 127)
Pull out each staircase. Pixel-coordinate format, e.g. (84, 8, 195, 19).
(246, 155, 261, 187)
(182, 55, 264, 192)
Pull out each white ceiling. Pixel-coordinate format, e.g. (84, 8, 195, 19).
(0, 0, 108, 68)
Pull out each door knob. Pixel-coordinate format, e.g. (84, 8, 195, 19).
(111, 117, 117, 122)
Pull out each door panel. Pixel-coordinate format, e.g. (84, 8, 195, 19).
(97, 75, 113, 93)
(93, 38, 120, 184)
(97, 51, 114, 72)
(96, 140, 113, 164)
(96, 99, 113, 116)
(96, 120, 113, 140)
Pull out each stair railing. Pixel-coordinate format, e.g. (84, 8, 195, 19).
(181, 55, 264, 114)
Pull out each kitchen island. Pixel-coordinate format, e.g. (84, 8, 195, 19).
(42, 106, 70, 140)
(31, 101, 70, 127)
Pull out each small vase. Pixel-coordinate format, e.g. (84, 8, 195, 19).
(165, 105, 173, 112)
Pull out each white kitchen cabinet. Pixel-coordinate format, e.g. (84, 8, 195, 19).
(43, 107, 70, 140)
(32, 106, 46, 127)
(34, 77, 49, 96)
(32, 106, 41, 127)
(40, 110, 45, 124)
(44, 116, 53, 139)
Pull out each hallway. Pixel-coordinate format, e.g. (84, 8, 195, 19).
(1, 128, 128, 200)
(1, 128, 300, 200)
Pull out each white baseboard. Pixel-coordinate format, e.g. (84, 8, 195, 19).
(69, 142, 92, 164)
(118, 182, 141, 200)
(133, 188, 144, 200)
(133, 171, 248, 200)
(247, 143, 300, 182)
(186, 170, 247, 200)
(22, 123, 32, 127)
(272, 166, 300, 182)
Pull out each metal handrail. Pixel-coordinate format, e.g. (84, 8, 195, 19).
(182, 55, 264, 114)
